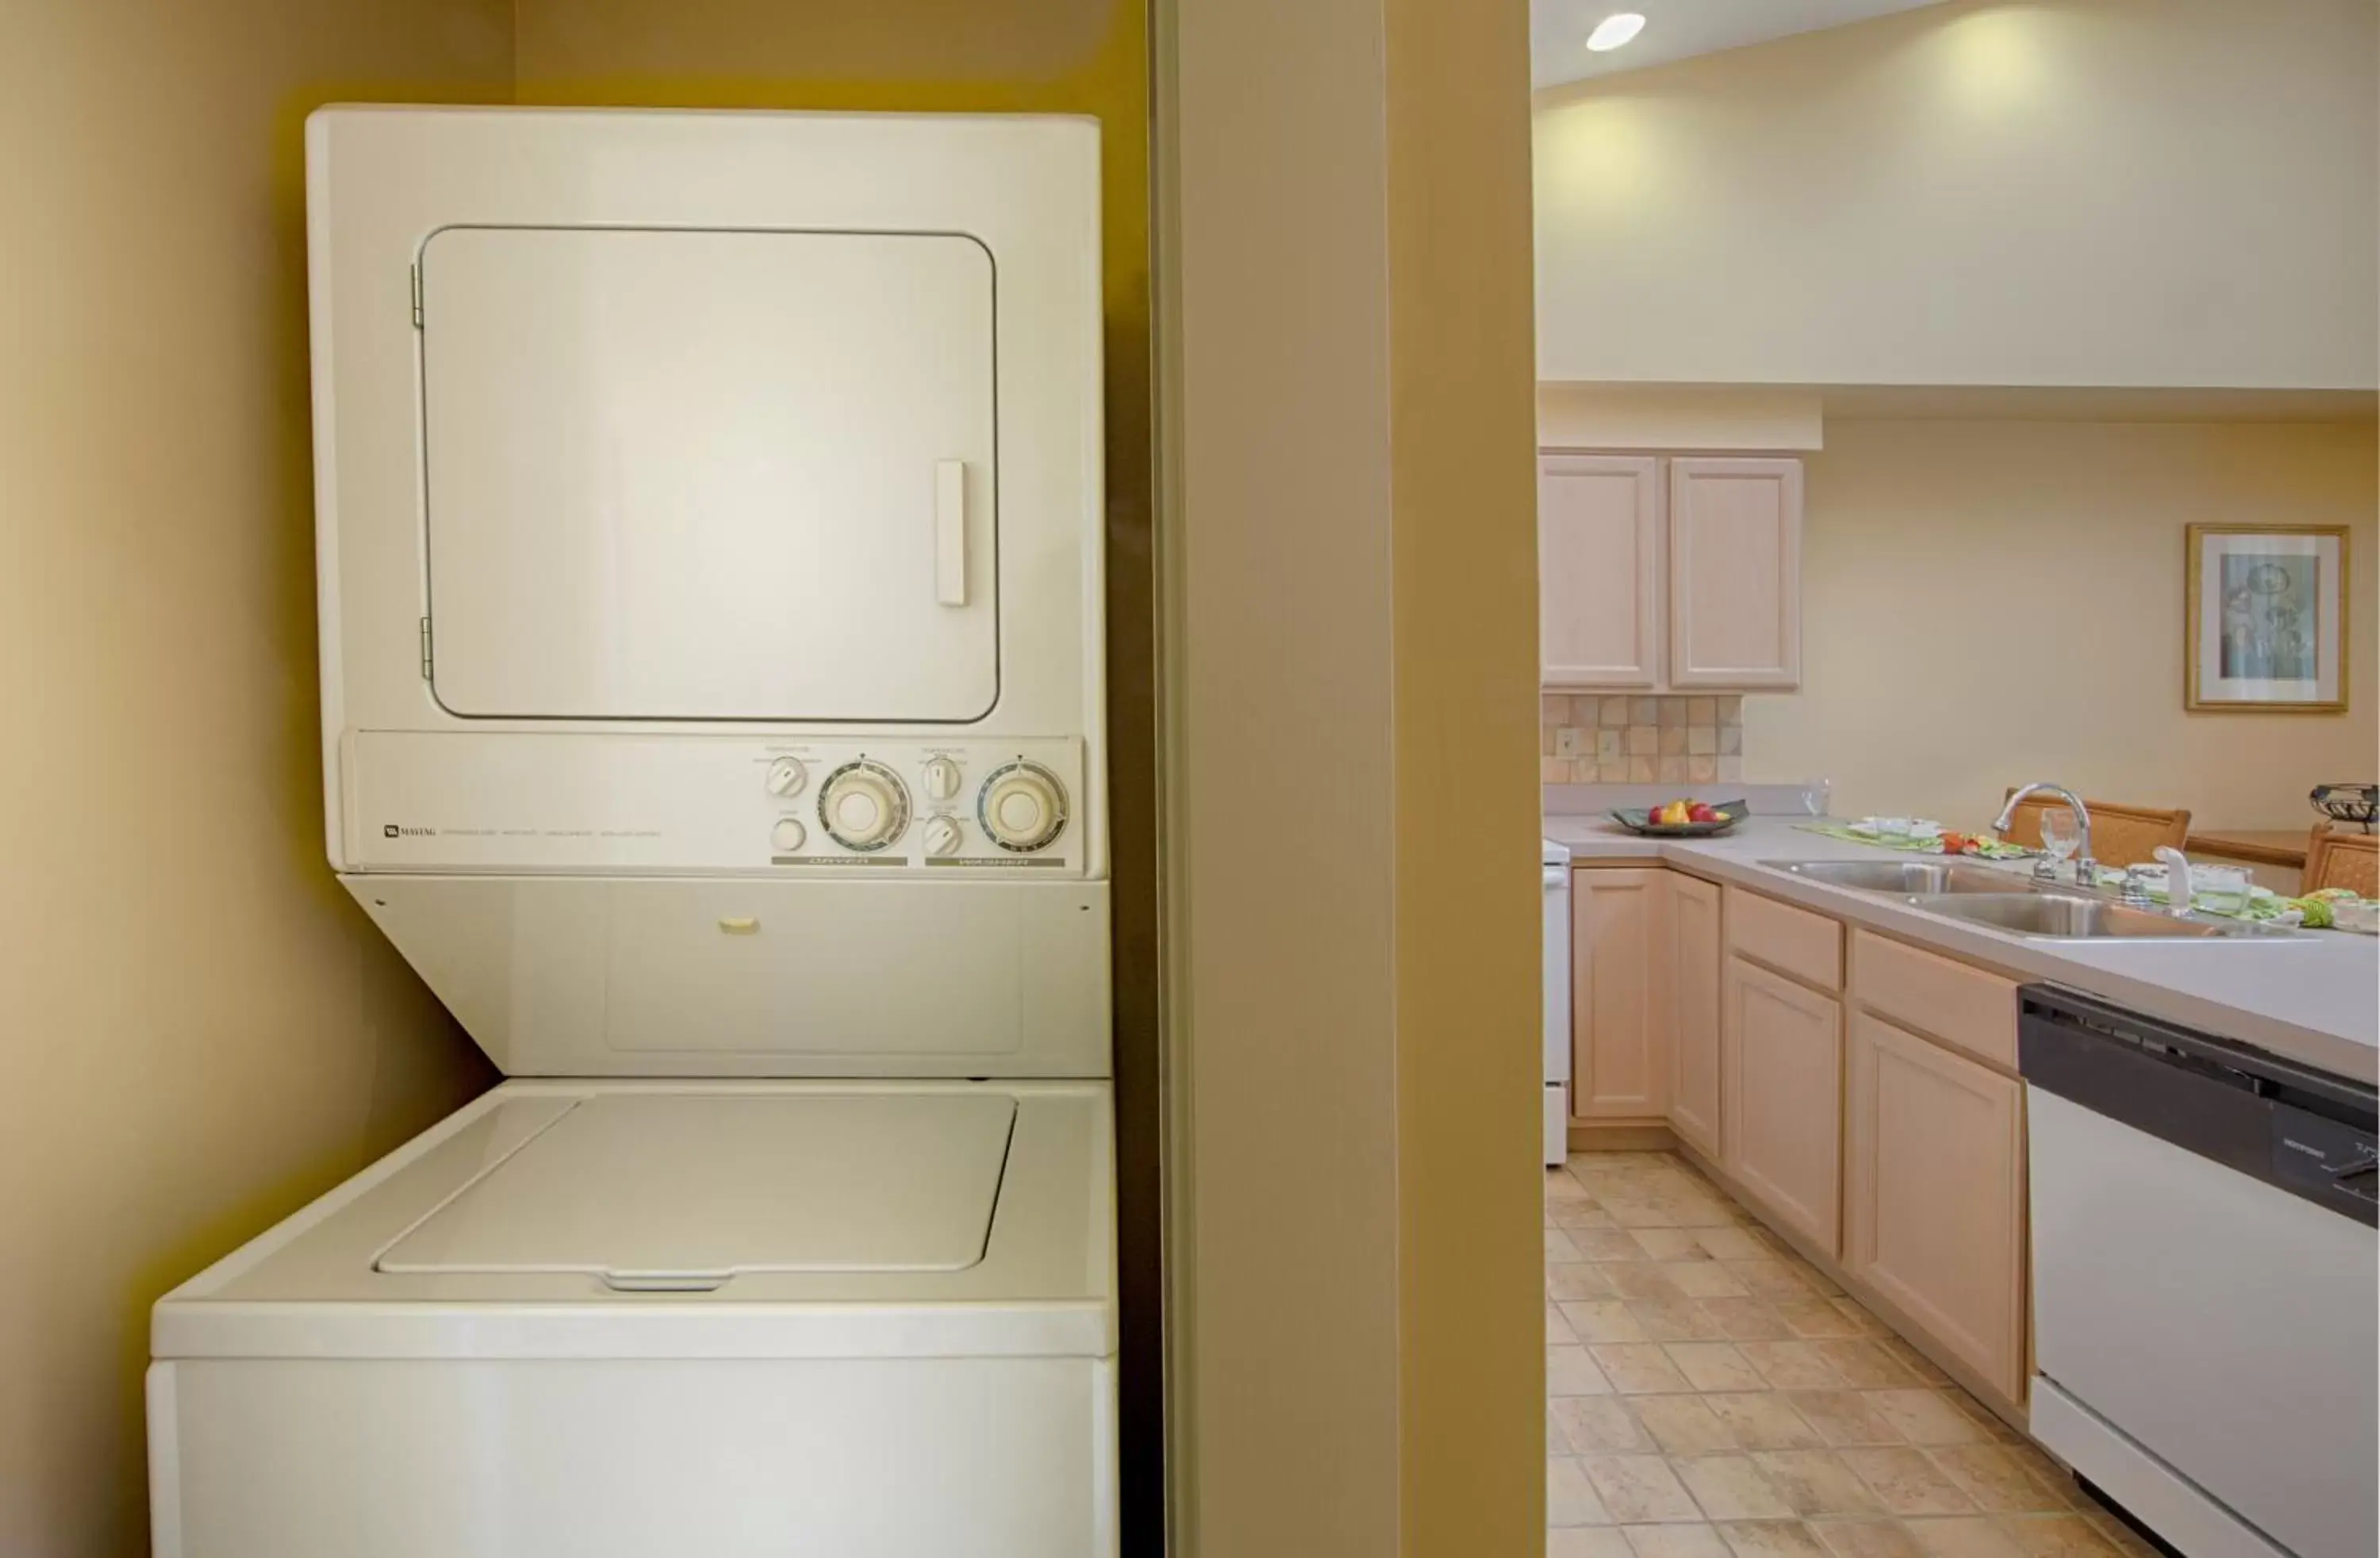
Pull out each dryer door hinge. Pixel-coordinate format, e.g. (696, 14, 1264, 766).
(419, 616, 433, 680)
(409, 264, 423, 329)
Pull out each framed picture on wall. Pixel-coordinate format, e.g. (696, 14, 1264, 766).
(2186, 524, 2349, 712)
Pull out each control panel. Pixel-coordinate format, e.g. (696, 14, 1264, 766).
(346, 731, 1092, 876)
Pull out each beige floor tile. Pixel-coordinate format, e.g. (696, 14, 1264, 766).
(1991, 1515, 2121, 1557)
(1553, 1456, 1618, 1525)
(1753, 1451, 1887, 1517)
(1630, 1297, 1731, 1342)
(1704, 1393, 1826, 1451)
(1549, 1171, 1597, 1203)
(1787, 1391, 1905, 1448)
(1609, 1264, 1694, 1302)
(1552, 1306, 1580, 1343)
(1693, 1226, 1771, 1261)
(1633, 1228, 1714, 1261)
(1998, 1445, 2081, 1505)
(1554, 1529, 1639, 1558)
(1664, 1342, 1768, 1393)
(1550, 1344, 1616, 1396)
(1925, 1446, 2071, 1514)
(1552, 1264, 1623, 1300)
(1876, 1337, 1953, 1386)
(1568, 1299, 1656, 1345)
(1809, 1340, 1920, 1388)
(1633, 1395, 1744, 1456)
(1948, 1390, 2025, 1444)
(1656, 1193, 1743, 1227)
(1626, 1525, 1734, 1558)
(1729, 1261, 1826, 1302)
(1810, 1518, 1926, 1558)
(1668, 1262, 1753, 1299)
(1583, 1453, 1706, 1523)
(2077, 1510, 2163, 1558)
(1793, 1264, 1845, 1297)
(1904, 1517, 2025, 1558)
(1868, 1391, 1987, 1447)
(1771, 1298, 1867, 1339)
(1830, 1298, 1896, 1337)
(1549, 1229, 1587, 1261)
(1701, 1298, 1798, 1341)
(1839, 1448, 1979, 1516)
(1676, 1455, 1798, 1521)
(1558, 1395, 1660, 1455)
(1738, 1341, 1848, 1391)
(1716, 1519, 1833, 1557)
(1603, 1198, 1686, 1228)
(1576, 1227, 1659, 1261)
(1594, 1343, 1695, 1394)
(1555, 1201, 1622, 1229)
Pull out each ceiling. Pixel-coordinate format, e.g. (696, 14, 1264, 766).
(1531, 0, 1949, 90)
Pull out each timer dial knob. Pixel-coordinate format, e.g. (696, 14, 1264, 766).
(922, 815, 965, 858)
(977, 762, 1069, 853)
(764, 757, 807, 798)
(769, 817, 807, 853)
(922, 758, 963, 801)
(819, 761, 912, 852)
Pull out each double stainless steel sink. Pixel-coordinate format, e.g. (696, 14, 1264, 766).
(1764, 859, 2299, 941)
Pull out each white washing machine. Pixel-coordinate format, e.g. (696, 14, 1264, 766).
(146, 107, 1114, 1557)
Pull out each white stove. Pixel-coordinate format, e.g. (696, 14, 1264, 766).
(1544, 838, 1572, 1165)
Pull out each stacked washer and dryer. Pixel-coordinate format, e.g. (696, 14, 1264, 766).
(146, 107, 1116, 1556)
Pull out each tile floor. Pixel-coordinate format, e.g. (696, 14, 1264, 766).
(1546, 1153, 2163, 1558)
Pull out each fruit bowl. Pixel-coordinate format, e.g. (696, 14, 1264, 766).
(1609, 798, 1750, 837)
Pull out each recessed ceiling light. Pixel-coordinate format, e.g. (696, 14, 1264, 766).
(1586, 12, 1646, 52)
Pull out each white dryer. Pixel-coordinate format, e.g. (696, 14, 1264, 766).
(146, 107, 1114, 1557)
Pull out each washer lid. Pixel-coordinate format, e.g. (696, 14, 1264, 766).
(377, 1093, 1016, 1285)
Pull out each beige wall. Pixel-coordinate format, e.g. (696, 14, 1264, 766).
(1534, 0, 2379, 390)
(1745, 418, 2380, 830)
(0, 4, 509, 1553)
(1163, 0, 1544, 1550)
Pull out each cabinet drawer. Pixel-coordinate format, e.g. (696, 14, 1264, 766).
(1726, 887, 1843, 992)
(1851, 931, 2017, 1072)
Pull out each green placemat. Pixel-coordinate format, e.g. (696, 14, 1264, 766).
(1793, 823, 2031, 860)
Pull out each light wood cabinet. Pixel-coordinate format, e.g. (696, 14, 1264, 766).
(1571, 868, 1668, 1119)
(1668, 458, 1803, 689)
(1540, 455, 1661, 689)
(1666, 873, 1722, 1157)
(1538, 452, 1802, 692)
(1722, 953, 1842, 1253)
(1845, 1011, 2026, 1401)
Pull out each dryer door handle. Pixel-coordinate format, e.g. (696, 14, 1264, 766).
(935, 459, 968, 606)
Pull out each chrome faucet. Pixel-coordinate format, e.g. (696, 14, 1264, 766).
(1994, 782, 2095, 888)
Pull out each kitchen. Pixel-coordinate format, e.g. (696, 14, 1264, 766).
(1529, 5, 2378, 1558)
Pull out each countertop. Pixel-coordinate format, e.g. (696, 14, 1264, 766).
(1544, 815, 2380, 1085)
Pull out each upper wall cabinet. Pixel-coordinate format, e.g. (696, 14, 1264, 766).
(1540, 455, 1661, 687)
(1540, 453, 1802, 692)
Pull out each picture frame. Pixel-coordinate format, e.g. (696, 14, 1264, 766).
(2185, 524, 2349, 712)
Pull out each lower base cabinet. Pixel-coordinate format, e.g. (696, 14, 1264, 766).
(1666, 875, 1722, 1157)
(1844, 1010, 2026, 1400)
(1721, 954, 1842, 1255)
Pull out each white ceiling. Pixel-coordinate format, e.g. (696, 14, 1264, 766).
(1531, 0, 1949, 90)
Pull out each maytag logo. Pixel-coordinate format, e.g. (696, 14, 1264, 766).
(383, 824, 436, 838)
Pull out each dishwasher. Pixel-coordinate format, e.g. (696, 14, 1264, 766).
(2021, 985, 2377, 1558)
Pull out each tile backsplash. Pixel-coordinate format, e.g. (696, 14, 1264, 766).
(1541, 694, 1745, 787)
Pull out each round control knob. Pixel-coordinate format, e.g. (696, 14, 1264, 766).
(770, 817, 807, 853)
(922, 757, 963, 802)
(977, 762, 1069, 854)
(819, 760, 911, 852)
(923, 815, 965, 858)
(764, 757, 808, 798)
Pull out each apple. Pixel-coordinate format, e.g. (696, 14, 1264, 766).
(1687, 803, 1721, 824)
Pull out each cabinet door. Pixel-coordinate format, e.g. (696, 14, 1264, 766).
(1572, 869, 1669, 1119)
(1667, 874, 1723, 1157)
(1540, 455, 1661, 688)
(1723, 954, 1841, 1253)
(1845, 1011, 2025, 1400)
(1668, 457, 1802, 689)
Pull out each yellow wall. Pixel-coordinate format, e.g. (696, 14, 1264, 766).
(1163, 0, 1545, 1549)
(1534, 0, 2379, 390)
(1746, 417, 2380, 829)
(0, 4, 509, 1553)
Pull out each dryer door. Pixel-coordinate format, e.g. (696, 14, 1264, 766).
(419, 225, 998, 723)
